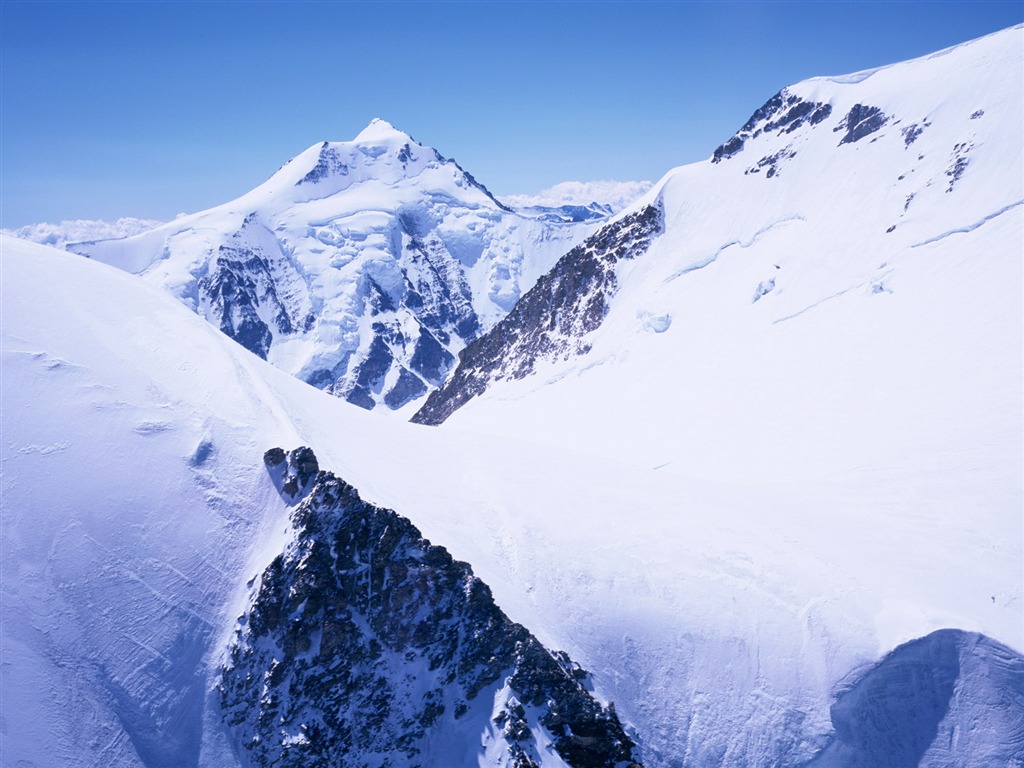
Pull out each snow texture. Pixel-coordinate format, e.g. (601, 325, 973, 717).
(2, 23, 1022, 768)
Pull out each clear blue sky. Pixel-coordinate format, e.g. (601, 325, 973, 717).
(2, 1, 1021, 227)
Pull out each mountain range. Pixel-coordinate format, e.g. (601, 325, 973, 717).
(2, 23, 1022, 768)
(70, 121, 617, 412)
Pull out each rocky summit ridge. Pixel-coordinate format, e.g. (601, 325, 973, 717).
(221, 447, 641, 768)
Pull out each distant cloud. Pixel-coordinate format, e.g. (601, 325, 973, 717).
(2, 217, 162, 250)
(502, 180, 653, 214)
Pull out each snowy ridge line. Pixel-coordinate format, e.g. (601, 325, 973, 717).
(410, 203, 663, 425)
(910, 199, 1024, 248)
(666, 215, 806, 282)
(811, 22, 1024, 88)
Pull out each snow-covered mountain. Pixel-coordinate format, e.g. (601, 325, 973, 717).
(503, 180, 655, 217)
(0, 236, 642, 768)
(73, 120, 600, 412)
(411, 22, 1023, 762)
(2, 23, 1022, 768)
(416, 25, 1023, 449)
(806, 629, 1024, 766)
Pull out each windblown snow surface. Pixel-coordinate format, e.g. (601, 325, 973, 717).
(2, 24, 1022, 768)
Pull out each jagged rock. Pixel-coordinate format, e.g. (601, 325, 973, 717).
(263, 447, 286, 467)
(712, 134, 746, 163)
(746, 146, 798, 178)
(221, 448, 642, 768)
(297, 143, 349, 185)
(711, 89, 832, 163)
(412, 203, 664, 425)
(196, 213, 314, 360)
(901, 121, 930, 146)
(383, 367, 428, 409)
(946, 141, 973, 192)
(265, 446, 321, 504)
(835, 104, 889, 145)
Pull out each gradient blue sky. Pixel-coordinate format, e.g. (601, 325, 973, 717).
(2, 1, 1021, 227)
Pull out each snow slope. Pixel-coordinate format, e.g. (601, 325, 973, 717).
(414, 22, 1024, 763)
(424, 24, 1023, 486)
(3, 25, 1022, 768)
(73, 120, 598, 413)
(1, 237, 301, 767)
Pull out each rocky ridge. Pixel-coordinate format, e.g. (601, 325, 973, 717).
(412, 202, 663, 425)
(220, 447, 642, 768)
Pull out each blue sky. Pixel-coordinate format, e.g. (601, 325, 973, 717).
(2, 1, 1021, 227)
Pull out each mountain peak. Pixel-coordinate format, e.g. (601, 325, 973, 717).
(353, 117, 413, 145)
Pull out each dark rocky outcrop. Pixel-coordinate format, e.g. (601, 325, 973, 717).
(221, 448, 642, 768)
(383, 367, 428, 409)
(297, 143, 349, 185)
(946, 141, 973, 192)
(412, 203, 663, 425)
(900, 121, 930, 147)
(835, 104, 889, 145)
(712, 134, 746, 163)
(745, 146, 798, 179)
(264, 446, 320, 504)
(711, 89, 832, 164)
(196, 214, 314, 360)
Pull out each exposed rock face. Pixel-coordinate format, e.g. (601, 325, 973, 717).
(197, 213, 315, 360)
(711, 88, 833, 165)
(221, 448, 642, 768)
(263, 446, 320, 503)
(806, 629, 1024, 767)
(75, 120, 600, 413)
(946, 141, 974, 192)
(834, 103, 890, 145)
(412, 203, 663, 425)
(900, 121, 930, 147)
(297, 143, 349, 185)
(196, 203, 484, 411)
